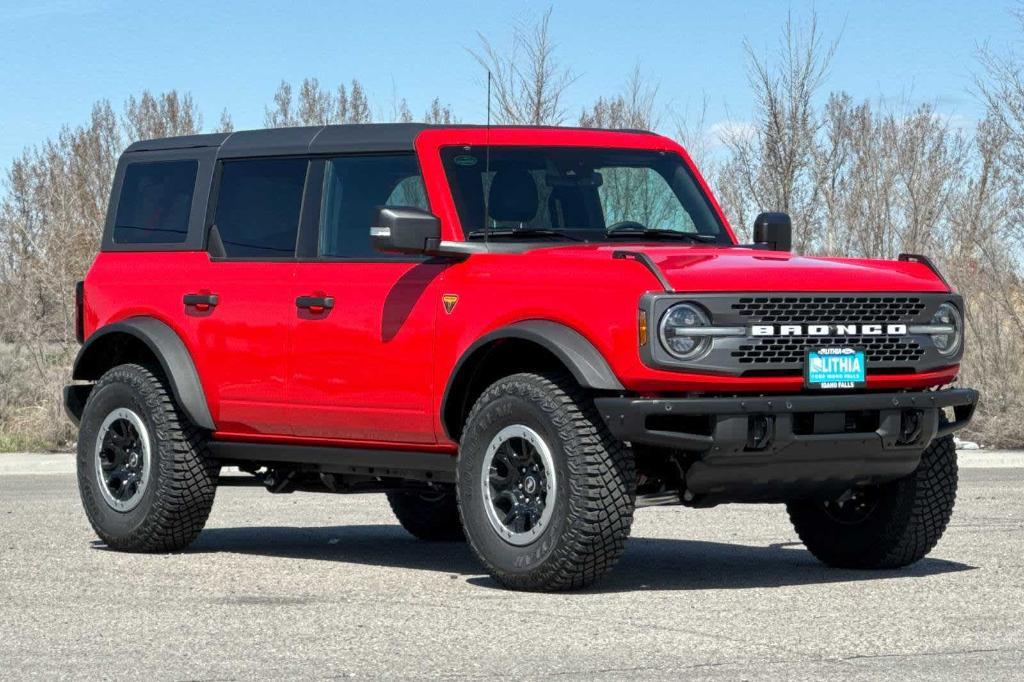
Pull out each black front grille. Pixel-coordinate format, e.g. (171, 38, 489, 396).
(732, 336, 925, 365)
(731, 296, 925, 324)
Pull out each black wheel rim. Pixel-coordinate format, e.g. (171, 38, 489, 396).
(480, 425, 557, 546)
(94, 408, 151, 512)
(820, 487, 880, 525)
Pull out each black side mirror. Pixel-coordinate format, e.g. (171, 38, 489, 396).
(752, 212, 792, 252)
(371, 206, 442, 255)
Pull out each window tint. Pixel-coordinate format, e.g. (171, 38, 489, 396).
(320, 155, 427, 259)
(214, 158, 308, 258)
(114, 160, 197, 244)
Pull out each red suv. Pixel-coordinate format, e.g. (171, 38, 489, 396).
(66, 124, 977, 590)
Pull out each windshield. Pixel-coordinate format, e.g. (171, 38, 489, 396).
(441, 146, 731, 244)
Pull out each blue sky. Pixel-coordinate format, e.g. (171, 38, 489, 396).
(0, 0, 1019, 170)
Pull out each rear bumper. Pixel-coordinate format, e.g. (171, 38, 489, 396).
(595, 388, 978, 501)
(63, 384, 94, 426)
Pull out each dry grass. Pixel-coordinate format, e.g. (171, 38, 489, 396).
(0, 343, 76, 451)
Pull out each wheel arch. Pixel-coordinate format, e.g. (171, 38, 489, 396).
(441, 320, 623, 442)
(70, 317, 215, 430)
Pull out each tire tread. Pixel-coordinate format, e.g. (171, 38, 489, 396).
(458, 371, 635, 591)
(79, 363, 217, 552)
(788, 433, 957, 569)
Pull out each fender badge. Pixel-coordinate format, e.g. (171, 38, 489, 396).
(442, 294, 459, 314)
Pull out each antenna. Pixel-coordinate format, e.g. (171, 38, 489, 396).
(484, 70, 492, 245)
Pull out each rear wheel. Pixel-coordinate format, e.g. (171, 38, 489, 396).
(787, 431, 957, 569)
(77, 363, 218, 552)
(386, 488, 464, 541)
(456, 372, 636, 591)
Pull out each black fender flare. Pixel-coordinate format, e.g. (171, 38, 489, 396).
(441, 320, 624, 439)
(71, 317, 215, 430)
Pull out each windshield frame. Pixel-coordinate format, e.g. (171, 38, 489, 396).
(413, 127, 738, 247)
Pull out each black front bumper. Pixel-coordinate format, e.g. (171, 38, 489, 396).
(595, 388, 978, 501)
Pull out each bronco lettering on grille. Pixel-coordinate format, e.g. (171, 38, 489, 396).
(750, 324, 908, 337)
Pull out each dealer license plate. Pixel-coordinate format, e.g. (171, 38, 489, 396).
(805, 347, 866, 389)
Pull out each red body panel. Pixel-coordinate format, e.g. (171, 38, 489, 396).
(289, 261, 442, 443)
(82, 126, 960, 451)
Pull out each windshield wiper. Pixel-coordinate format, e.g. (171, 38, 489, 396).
(467, 228, 585, 242)
(605, 227, 719, 243)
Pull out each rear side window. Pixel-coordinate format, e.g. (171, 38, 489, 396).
(214, 158, 308, 258)
(319, 154, 427, 259)
(114, 160, 197, 244)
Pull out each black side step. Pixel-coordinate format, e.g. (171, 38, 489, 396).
(209, 442, 457, 483)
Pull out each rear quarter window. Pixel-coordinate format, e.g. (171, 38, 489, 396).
(113, 160, 197, 244)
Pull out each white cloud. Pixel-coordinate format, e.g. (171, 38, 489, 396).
(929, 112, 976, 133)
(707, 120, 757, 148)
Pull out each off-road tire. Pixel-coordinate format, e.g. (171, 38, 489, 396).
(456, 371, 636, 591)
(386, 488, 464, 541)
(787, 431, 957, 569)
(77, 363, 218, 552)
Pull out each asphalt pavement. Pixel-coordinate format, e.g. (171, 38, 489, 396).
(1, 452, 1022, 680)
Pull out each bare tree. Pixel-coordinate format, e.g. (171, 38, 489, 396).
(716, 12, 836, 247)
(396, 99, 415, 123)
(0, 90, 208, 449)
(265, 78, 377, 126)
(347, 80, 372, 123)
(123, 90, 202, 140)
(673, 94, 716, 178)
(297, 77, 336, 125)
(579, 67, 659, 130)
(424, 98, 456, 124)
(264, 80, 296, 128)
(215, 108, 235, 133)
(470, 7, 576, 125)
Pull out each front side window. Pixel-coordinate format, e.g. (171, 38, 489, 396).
(213, 158, 308, 258)
(441, 146, 728, 244)
(319, 154, 427, 259)
(114, 160, 197, 244)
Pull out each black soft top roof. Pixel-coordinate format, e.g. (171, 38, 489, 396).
(124, 123, 434, 157)
(123, 123, 655, 158)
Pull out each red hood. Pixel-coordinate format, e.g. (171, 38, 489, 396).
(530, 244, 951, 293)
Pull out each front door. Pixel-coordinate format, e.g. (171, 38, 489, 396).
(288, 154, 443, 444)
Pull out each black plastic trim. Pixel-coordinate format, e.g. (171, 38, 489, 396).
(441, 320, 624, 440)
(596, 387, 978, 502)
(612, 250, 674, 292)
(898, 253, 953, 292)
(597, 388, 977, 449)
(210, 442, 457, 483)
(69, 317, 215, 430)
(63, 384, 94, 425)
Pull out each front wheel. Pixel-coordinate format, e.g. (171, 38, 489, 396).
(456, 372, 636, 591)
(787, 431, 957, 569)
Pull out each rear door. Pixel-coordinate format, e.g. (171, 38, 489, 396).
(288, 154, 444, 444)
(186, 157, 309, 436)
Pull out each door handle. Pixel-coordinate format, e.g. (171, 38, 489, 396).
(183, 293, 218, 309)
(296, 295, 335, 312)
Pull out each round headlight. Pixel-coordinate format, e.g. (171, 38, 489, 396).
(659, 303, 711, 360)
(930, 302, 962, 356)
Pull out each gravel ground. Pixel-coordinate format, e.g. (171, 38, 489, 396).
(0, 452, 1022, 680)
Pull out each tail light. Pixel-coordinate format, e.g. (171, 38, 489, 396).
(75, 280, 85, 343)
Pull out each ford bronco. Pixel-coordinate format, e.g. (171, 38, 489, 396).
(65, 123, 978, 591)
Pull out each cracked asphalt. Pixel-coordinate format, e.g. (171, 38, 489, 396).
(1, 453, 1022, 680)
